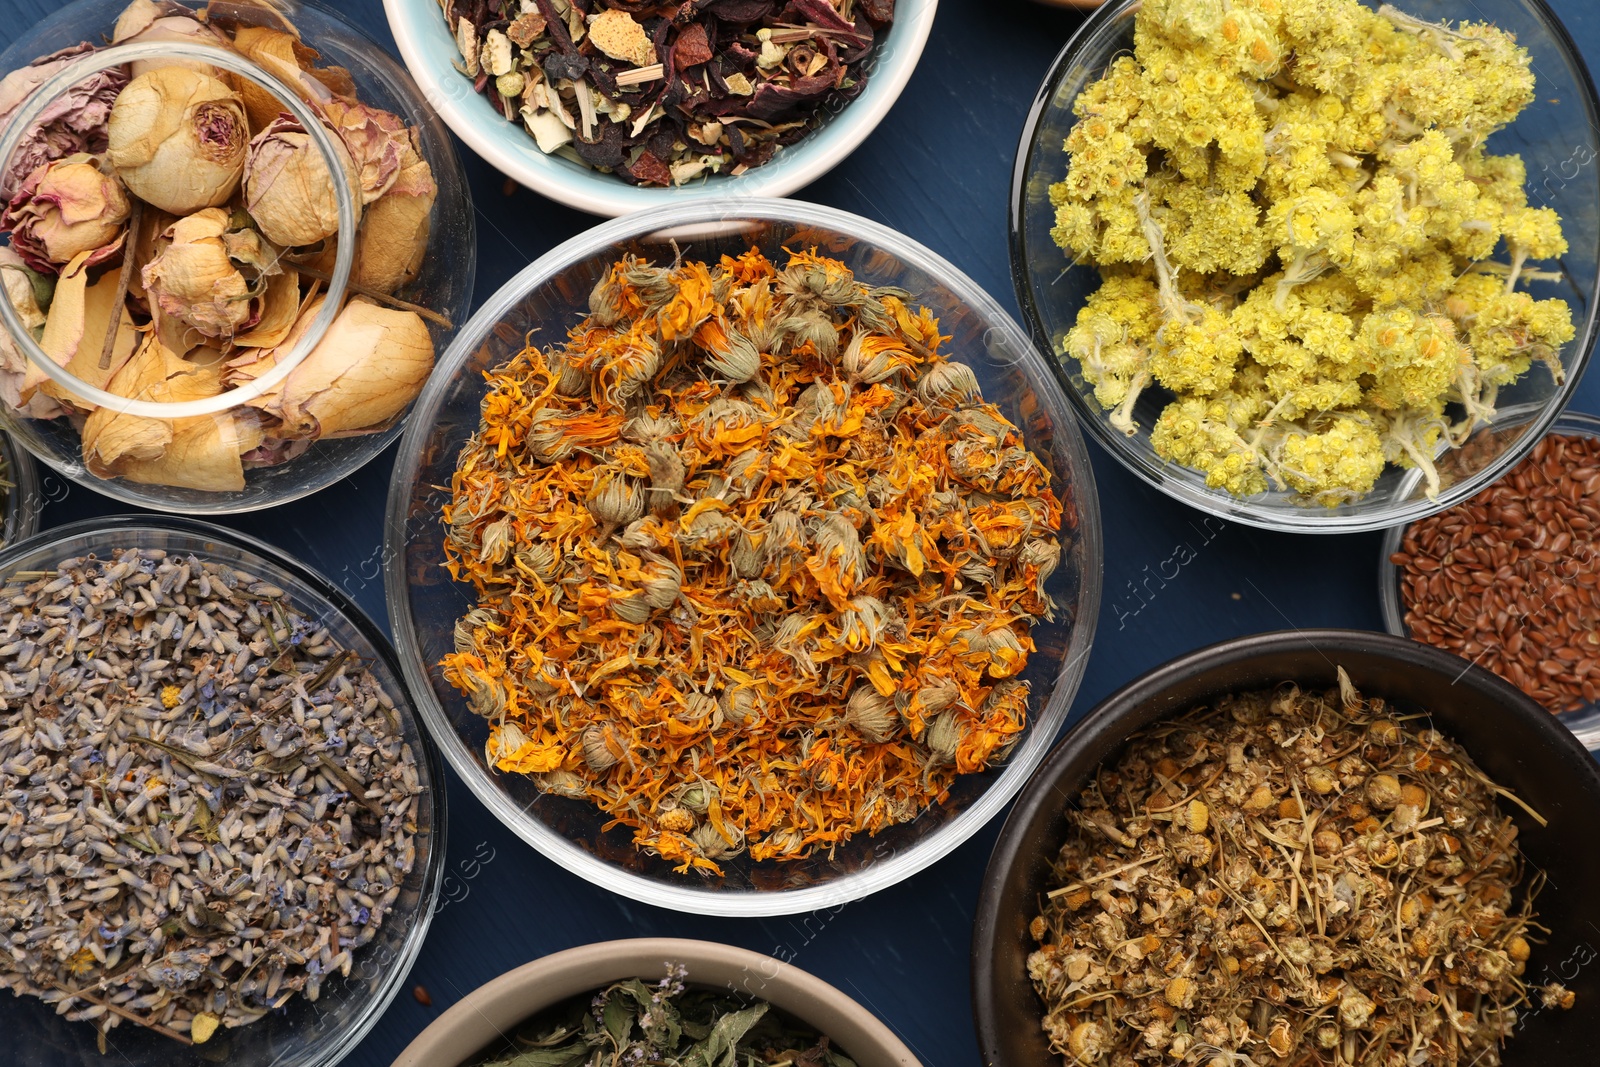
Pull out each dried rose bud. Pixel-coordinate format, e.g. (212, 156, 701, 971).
(322, 99, 409, 206)
(0, 44, 128, 199)
(1, 154, 129, 273)
(140, 208, 269, 338)
(107, 67, 248, 215)
(112, 6, 232, 78)
(244, 113, 361, 248)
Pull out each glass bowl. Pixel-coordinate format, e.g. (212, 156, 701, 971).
(1010, 0, 1600, 534)
(383, 0, 937, 217)
(0, 425, 41, 547)
(0, 516, 447, 1067)
(1379, 409, 1600, 751)
(974, 630, 1600, 1066)
(0, 0, 475, 514)
(385, 197, 1103, 916)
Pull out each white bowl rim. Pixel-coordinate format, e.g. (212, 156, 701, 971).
(383, 196, 1104, 917)
(388, 937, 922, 1067)
(382, 0, 938, 217)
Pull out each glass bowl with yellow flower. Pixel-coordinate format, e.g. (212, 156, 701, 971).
(0, 0, 474, 513)
(1010, 0, 1600, 533)
(385, 197, 1103, 915)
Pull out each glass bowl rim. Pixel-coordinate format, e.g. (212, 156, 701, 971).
(1007, 0, 1600, 535)
(380, 0, 940, 218)
(0, 513, 450, 1067)
(1377, 408, 1600, 751)
(383, 195, 1104, 916)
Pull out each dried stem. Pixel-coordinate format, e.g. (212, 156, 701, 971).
(98, 199, 143, 371)
(284, 260, 453, 329)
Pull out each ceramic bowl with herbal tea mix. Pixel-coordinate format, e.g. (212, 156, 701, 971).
(0, 518, 445, 1067)
(386, 200, 1101, 914)
(1010, 0, 1600, 533)
(0, 0, 474, 513)
(438, 0, 897, 188)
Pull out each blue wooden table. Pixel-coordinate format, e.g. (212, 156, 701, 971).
(3, 0, 1599, 1063)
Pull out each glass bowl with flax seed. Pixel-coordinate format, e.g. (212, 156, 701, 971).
(385, 197, 1103, 916)
(0, 517, 446, 1067)
(1381, 411, 1600, 751)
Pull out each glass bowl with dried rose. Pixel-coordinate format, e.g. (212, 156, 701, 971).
(0, 0, 474, 513)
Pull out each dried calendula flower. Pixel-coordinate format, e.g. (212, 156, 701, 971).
(442, 248, 1070, 874)
(106, 67, 247, 215)
(1029, 676, 1558, 1067)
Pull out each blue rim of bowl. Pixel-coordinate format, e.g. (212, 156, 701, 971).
(1378, 409, 1600, 752)
(1007, 0, 1600, 534)
(0, 515, 449, 1067)
(381, 0, 938, 217)
(384, 196, 1104, 917)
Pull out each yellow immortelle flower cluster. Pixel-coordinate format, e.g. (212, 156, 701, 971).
(1052, 0, 1574, 504)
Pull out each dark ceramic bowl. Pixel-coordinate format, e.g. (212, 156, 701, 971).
(973, 629, 1600, 1067)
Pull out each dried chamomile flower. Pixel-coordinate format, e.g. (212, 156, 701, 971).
(1029, 675, 1559, 1066)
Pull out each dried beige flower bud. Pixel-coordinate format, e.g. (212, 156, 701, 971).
(244, 113, 361, 248)
(587, 468, 646, 527)
(582, 723, 617, 771)
(720, 685, 759, 726)
(644, 440, 685, 506)
(691, 821, 742, 860)
(141, 208, 264, 338)
(2, 155, 129, 272)
(515, 542, 559, 582)
(917, 360, 979, 406)
(640, 556, 681, 610)
(1066, 1021, 1108, 1063)
(846, 685, 898, 743)
(1365, 773, 1403, 811)
(107, 67, 247, 215)
(914, 679, 960, 717)
(925, 710, 961, 765)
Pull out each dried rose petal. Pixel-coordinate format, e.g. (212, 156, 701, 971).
(322, 99, 409, 206)
(0, 44, 128, 199)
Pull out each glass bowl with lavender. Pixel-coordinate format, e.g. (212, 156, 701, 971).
(1011, 0, 1600, 533)
(382, 0, 937, 217)
(386, 197, 1103, 916)
(0, 516, 446, 1067)
(1380, 408, 1600, 752)
(0, 0, 475, 514)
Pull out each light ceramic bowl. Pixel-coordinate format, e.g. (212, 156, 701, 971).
(383, 0, 937, 217)
(1379, 409, 1600, 751)
(1010, 0, 1600, 533)
(0, 0, 475, 514)
(385, 197, 1103, 916)
(391, 938, 921, 1067)
(0, 516, 447, 1067)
